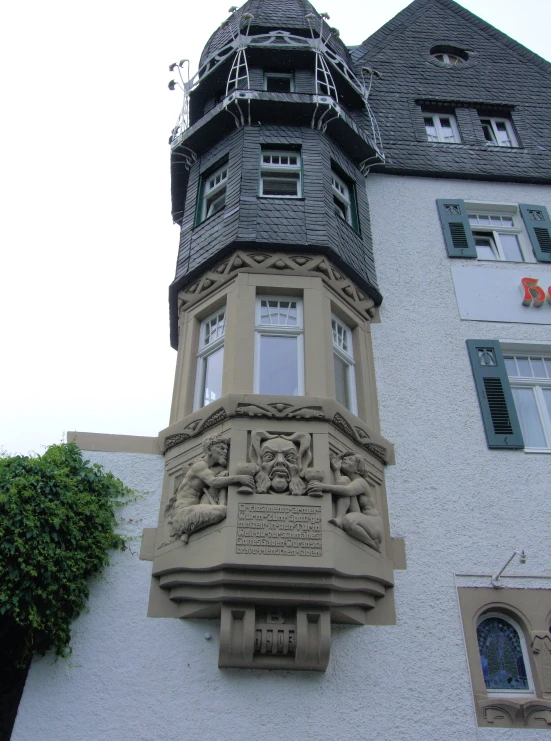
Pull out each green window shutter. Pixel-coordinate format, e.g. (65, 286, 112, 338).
(436, 199, 477, 258)
(466, 340, 524, 450)
(519, 204, 551, 262)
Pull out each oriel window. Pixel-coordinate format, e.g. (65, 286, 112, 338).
(195, 308, 226, 409)
(254, 297, 304, 396)
(259, 149, 302, 198)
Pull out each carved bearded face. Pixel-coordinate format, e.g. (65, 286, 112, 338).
(207, 441, 228, 467)
(260, 438, 300, 493)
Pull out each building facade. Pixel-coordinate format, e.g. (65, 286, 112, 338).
(12, 0, 551, 738)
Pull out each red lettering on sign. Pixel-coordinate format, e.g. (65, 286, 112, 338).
(521, 277, 546, 307)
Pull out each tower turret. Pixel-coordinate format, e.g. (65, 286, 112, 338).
(150, 0, 399, 671)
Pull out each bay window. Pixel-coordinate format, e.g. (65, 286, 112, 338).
(195, 308, 226, 409)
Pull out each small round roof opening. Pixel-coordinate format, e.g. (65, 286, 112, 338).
(430, 45, 469, 67)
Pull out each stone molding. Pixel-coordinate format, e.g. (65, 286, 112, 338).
(160, 394, 394, 465)
(177, 251, 377, 322)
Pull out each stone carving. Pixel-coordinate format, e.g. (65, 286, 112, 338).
(177, 251, 376, 320)
(164, 435, 254, 544)
(307, 451, 383, 552)
(164, 408, 229, 452)
(532, 632, 551, 693)
(249, 431, 312, 495)
(236, 402, 324, 419)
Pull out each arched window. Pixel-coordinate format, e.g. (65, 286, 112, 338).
(477, 613, 532, 692)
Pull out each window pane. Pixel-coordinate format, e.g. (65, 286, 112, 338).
(545, 359, 551, 378)
(516, 357, 532, 377)
(481, 121, 496, 143)
(505, 357, 518, 376)
(334, 196, 348, 221)
(499, 233, 523, 261)
(512, 387, 546, 447)
(334, 354, 350, 409)
(259, 300, 298, 326)
(477, 617, 529, 691)
(259, 336, 299, 395)
(202, 346, 224, 406)
(543, 389, 551, 425)
(530, 357, 546, 378)
(475, 237, 497, 260)
(424, 117, 438, 141)
(262, 174, 299, 196)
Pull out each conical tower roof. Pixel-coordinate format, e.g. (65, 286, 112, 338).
(199, 0, 349, 68)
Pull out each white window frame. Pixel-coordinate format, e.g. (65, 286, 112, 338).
(194, 307, 226, 410)
(263, 72, 295, 93)
(254, 296, 304, 395)
(200, 162, 228, 221)
(331, 171, 354, 225)
(423, 113, 461, 143)
(331, 315, 358, 415)
(503, 347, 551, 454)
(466, 202, 535, 263)
(480, 117, 518, 148)
(259, 149, 302, 198)
(476, 612, 535, 697)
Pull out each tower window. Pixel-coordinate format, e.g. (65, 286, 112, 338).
(259, 150, 302, 198)
(264, 73, 294, 93)
(195, 308, 226, 409)
(332, 316, 357, 414)
(331, 170, 358, 229)
(197, 161, 228, 223)
(480, 117, 518, 147)
(254, 297, 304, 395)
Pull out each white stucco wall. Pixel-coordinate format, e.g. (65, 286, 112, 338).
(13, 175, 551, 741)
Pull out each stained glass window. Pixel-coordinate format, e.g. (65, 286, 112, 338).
(477, 616, 530, 691)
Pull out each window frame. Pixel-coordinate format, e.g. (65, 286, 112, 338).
(504, 350, 551, 453)
(423, 113, 461, 143)
(263, 72, 295, 93)
(331, 170, 359, 231)
(480, 116, 519, 148)
(254, 295, 305, 396)
(259, 149, 302, 199)
(197, 161, 228, 224)
(331, 315, 358, 415)
(194, 307, 226, 410)
(466, 203, 535, 263)
(476, 612, 535, 697)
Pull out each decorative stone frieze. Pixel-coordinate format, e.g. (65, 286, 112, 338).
(177, 251, 377, 321)
(162, 394, 394, 465)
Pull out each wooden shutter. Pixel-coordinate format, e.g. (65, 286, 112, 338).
(436, 199, 477, 257)
(519, 204, 551, 262)
(466, 340, 524, 449)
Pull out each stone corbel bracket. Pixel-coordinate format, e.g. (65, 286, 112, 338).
(477, 696, 551, 728)
(160, 393, 394, 465)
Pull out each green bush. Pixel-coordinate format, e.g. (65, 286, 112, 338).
(0, 443, 132, 664)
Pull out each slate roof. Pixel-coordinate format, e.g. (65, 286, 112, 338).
(199, 0, 350, 68)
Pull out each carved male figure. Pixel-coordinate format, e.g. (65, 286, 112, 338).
(166, 435, 254, 544)
(249, 431, 311, 495)
(307, 451, 383, 552)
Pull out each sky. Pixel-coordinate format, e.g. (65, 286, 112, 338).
(1, 0, 550, 455)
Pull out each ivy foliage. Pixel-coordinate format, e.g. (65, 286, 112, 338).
(0, 443, 132, 664)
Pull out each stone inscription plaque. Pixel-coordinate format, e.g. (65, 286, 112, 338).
(236, 503, 322, 557)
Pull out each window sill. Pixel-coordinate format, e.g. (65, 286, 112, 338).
(523, 447, 551, 454)
(257, 195, 305, 200)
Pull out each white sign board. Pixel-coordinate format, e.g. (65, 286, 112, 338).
(451, 265, 551, 324)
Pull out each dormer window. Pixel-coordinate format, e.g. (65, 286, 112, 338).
(264, 73, 294, 93)
(480, 117, 518, 147)
(424, 113, 461, 143)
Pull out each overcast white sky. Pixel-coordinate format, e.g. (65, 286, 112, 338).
(1, 0, 550, 455)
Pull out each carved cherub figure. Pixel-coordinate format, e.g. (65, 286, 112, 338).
(166, 435, 254, 544)
(306, 451, 383, 552)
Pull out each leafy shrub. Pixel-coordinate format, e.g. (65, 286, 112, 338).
(0, 443, 132, 664)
